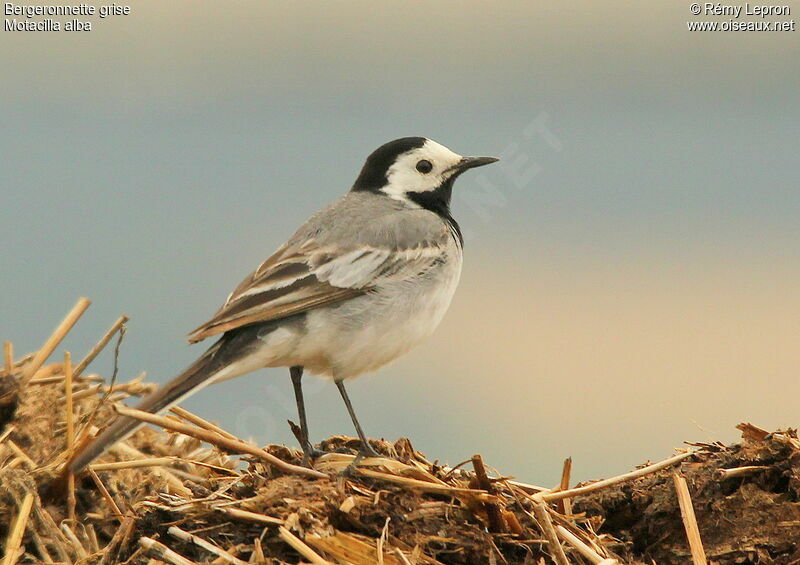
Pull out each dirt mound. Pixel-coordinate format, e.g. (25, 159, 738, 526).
(0, 354, 579, 564)
(574, 424, 800, 564)
(1, 301, 798, 564)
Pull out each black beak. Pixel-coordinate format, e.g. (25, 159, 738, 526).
(450, 156, 500, 174)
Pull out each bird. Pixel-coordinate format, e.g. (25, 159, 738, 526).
(67, 137, 498, 474)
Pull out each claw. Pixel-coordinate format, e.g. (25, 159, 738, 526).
(300, 445, 325, 468)
(358, 441, 381, 459)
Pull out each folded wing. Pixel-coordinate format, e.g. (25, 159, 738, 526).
(187, 235, 448, 343)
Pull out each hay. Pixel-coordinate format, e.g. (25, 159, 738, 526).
(1, 301, 798, 564)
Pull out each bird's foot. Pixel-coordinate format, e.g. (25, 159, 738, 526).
(300, 445, 325, 468)
(357, 440, 381, 459)
(336, 441, 381, 476)
(288, 418, 324, 468)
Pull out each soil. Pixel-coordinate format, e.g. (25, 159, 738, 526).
(574, 427, 800, 564)
(1, 358, 798, 564)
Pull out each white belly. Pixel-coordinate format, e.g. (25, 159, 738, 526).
(261, 247, 462, 379)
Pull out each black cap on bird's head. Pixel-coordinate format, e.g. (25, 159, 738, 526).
(351, 137, 498, 247)
(351, 137, 499, 208)
(352, 137, 428, 192)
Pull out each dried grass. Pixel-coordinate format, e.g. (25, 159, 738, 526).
(1, 300, 797, 564)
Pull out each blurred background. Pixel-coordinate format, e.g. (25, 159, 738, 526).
(2, 1, 798, 484)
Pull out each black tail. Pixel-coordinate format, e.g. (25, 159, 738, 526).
(67, 327, 256, 475)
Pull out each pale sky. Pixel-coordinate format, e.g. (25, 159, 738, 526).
(2, 1, 798, 483)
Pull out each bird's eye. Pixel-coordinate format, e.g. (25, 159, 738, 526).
(416, 159, 433, 174)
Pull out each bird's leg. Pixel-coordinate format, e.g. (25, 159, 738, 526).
(335, 379, 380, 459)
(289, 366, 317, 465)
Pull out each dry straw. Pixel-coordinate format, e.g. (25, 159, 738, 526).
(0, 297, 732, 565)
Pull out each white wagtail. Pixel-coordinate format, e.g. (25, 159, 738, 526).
(69, 137, 498, 473)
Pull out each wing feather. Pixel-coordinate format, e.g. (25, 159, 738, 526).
(187, 229, 450, 343)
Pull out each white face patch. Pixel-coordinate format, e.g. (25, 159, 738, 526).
(381, 139, 463, 203)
